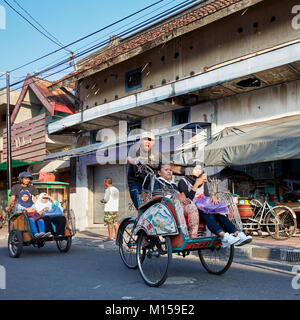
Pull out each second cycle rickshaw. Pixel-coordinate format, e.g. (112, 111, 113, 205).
(116, 164, 235, 287)
(7, 181, 76, 258)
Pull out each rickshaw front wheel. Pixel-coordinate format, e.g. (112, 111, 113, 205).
(136, 231, 172, 287)
(8, 229, 23, 258)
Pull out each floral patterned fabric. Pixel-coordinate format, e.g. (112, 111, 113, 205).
(183, 202, 199, 239)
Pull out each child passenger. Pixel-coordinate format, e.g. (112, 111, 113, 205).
(15, 190, 50, 238)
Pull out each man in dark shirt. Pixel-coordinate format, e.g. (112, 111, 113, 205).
(127, 131, 161, 209)
(6, 172, 39, 212)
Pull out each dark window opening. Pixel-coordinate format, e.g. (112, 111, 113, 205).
(172, 108, 190, 126)
(237, 78, 261, 88)
(125, 68, 142, 91)
(128, 120, 142, 135)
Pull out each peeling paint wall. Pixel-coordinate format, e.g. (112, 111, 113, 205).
(214, 79, 300, 133)
(79, 0, 299, 110)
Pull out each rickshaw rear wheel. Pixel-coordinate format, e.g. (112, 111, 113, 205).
(8, 229, 23, 258)
(118, 218, 138, 269)
(56, 237, 72, 253)
(136, 231, 172, 287)
(198, 244, 234, 275)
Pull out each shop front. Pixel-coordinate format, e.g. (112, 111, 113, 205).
(204, 114, 300, 228)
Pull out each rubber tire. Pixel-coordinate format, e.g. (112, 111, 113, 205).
(118, 219, 138, 269)
(198, 244, 234, 275)
(136, 232, 172, 287)
(56, 237, 72, 253)
(8, 229, 23, 258)
(265, 207, 297, 240)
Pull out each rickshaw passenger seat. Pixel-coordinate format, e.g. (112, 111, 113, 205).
(198, 219, 206, 231)
(50, 222, 67, 233)
(184, 216, 206, 231)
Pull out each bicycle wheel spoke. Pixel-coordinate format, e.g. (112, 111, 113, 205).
(137, 233, 171, 287)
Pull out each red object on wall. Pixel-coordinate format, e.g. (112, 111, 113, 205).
(38, 172, 55, 182)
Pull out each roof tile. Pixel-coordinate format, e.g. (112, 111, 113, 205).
(52, 0, 242, 87)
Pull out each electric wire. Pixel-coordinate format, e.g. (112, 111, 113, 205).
(0, 0, 202, 96)
(11, 0, 71, 53)
(5, 0, 166, 74)
(1, 0, 71, 52)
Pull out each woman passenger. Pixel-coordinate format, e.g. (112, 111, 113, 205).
(33, 193, 66, 237)
(154, 163, 199, 239)
(178, 160, 252, 247)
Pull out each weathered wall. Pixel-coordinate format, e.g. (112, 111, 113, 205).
(79, 0, 299, 110)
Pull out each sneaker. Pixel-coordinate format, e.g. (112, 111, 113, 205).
(234, 232, 252, 247)
(42, 232, 53, 238)
(221, 232, 240, 248)
(34, 232, 44, 238)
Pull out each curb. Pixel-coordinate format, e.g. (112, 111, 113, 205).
(1, 231, 299, 263)
(233, 244, 300, 263)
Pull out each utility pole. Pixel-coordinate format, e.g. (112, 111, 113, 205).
(6, 71, 12, 193)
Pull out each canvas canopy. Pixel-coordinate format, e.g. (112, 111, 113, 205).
(204, 115, 300, 166)
(0, 160, 40, 171)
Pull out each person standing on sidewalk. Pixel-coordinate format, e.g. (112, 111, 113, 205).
(100, 178, 119, 242)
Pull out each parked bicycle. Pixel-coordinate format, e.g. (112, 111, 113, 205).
(238, 198, 297, 240)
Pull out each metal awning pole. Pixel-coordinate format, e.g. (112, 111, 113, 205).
(6, 71, 12, 192)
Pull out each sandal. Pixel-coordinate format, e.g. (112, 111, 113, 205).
(103, 238, 114, 242)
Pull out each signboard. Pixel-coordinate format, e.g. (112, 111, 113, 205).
(2, 113, 47, 162)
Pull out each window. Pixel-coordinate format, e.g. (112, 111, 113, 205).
(90, 129, 102, 144)
(128, 120, 142, 135)
(172, 108, 190, 126)
(125, 68, 142, 92)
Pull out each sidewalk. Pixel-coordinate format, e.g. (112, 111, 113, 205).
(1, 224, 299, 262)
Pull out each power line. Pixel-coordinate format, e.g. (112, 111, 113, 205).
(11, 0, 71, 53)
(0, 0, 172, 83)
(0, 0, 194, 84)
(33, 0, 180, 75)
(5, 0, 180, 82)
(6, 0, 166, 74)
(0, 0, 201, 95)
(1, 0, 71, 52)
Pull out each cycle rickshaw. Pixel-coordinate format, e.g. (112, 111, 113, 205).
(7, 181, 76, 258)
(116, 164, 235, 287)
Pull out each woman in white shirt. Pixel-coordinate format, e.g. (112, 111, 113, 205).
(101, 178, 119, 241)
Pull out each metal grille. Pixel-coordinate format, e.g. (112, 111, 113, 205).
(216, 192, 243, 231)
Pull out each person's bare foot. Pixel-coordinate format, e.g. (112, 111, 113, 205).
(103, 237, 113, 242)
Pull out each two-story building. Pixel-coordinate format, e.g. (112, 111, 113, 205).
(46, 0, 300, 230)
(1, 74, 75, 203)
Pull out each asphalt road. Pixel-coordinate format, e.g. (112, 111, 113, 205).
(0, 238, 299, 300)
